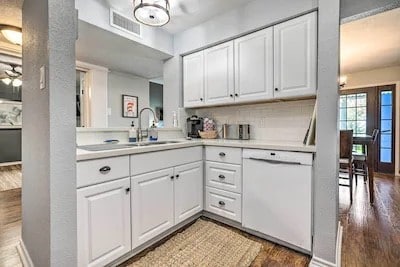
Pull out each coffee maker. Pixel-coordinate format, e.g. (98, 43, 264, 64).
(186, 115, 203, 138)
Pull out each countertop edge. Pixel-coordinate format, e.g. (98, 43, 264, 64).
(77, 140, 316, 161)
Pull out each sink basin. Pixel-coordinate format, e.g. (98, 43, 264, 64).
(78, 141, 183, 151)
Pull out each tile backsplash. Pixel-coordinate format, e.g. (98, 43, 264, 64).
(194, 99, 316, 142)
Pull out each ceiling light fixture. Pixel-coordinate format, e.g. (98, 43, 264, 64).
(133, 0, 170, 27)
(0, 25, 22, 46)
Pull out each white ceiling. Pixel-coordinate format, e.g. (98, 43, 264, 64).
(107, 0, 254, 34)
(340, 8, 400, 74)
(76, 21, 171, 78)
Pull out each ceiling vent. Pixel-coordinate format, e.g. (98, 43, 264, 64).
(110, 8, 141, 37)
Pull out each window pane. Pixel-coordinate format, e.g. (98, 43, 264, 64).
(381, 120, 392, 132)
(380, 148, 392, 163)
(347, 108, 356, 120)
(340, 108, 347, 121)
(340, 121, 347, 130)
(346, 94, 356, 107)
(347, 121, 356, 131)
(381, 105, 392, 120)
(357, 93, 367, 107)
(381, 91, 392, 106)
(353, 144, 363, 154)
(380, 134, 392, 149)
(356, 121, 366, 134)
(340, 95, 347, 108)
(356, 107, 366, 120)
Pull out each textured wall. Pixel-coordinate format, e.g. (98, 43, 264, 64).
(312, 0, 340, 264)
(22, 0, 77, 266)
(107, 71, 150, 128)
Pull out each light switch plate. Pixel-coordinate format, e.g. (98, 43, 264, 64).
(40, 66, 46, 90)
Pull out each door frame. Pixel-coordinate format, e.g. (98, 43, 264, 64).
(341, 81, 400, 176)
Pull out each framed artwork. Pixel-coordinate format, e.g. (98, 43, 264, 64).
(122, 95, 138, 118)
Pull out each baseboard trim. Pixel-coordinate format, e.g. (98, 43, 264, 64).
(309, 222, 343, 267)
(16, 239, 34, 267)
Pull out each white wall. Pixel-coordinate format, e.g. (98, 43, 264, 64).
(75, 0, 173, 56)
(108, 71, 150, 128)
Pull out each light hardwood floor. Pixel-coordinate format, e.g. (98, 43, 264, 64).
(0, 168, 399, 266)
(0, 165, 22, 192)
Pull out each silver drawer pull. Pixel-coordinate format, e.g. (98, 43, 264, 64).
(99, 166, 111, 174)
(218, 201, 225, 206)
(219, 152, 226, 157)
(218, 174, 225, 179)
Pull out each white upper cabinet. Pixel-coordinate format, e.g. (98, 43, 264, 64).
(174, 161, 203, 224)
(183, 51, 205, 107)
(273, 12, 317, 98)
(77, 178, 131, 267)
(204, 41, 235, 105)
(234, 28, 274, 103)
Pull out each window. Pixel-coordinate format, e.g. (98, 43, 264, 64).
(339, 93, 367, 153)
(379, 90, 393, 163)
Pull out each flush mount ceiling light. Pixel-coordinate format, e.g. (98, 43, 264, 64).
(133, 0, 170, 27)
(0, 25, 22, 46)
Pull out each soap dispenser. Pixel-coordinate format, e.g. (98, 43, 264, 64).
(149, 121, 158, 141)
(129, 121, 137, 142)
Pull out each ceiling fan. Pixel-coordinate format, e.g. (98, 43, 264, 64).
(0, 63, 22, 87)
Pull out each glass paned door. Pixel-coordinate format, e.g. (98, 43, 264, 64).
(377, 86, 395, 173)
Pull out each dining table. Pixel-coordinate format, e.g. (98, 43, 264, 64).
(353, 134, 374, 203)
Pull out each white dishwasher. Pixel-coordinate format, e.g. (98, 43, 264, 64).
(242, 149, 313, 252)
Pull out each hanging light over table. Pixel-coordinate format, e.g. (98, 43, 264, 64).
(133, 0, 170, 27)
(0, 25, 22, 46)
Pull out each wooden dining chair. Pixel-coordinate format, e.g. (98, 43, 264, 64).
(339, 130, 354, 203)
(353, 129, 379, 184)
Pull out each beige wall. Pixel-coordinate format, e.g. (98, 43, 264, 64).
(342, 65, 400, 176)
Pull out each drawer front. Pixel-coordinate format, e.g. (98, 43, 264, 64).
(206, 161, 242, 193)
(205, 146, 242, 164)
(205, 186, 242, 223)
(77, 156, 130, 188)
(131, 147, 202, 176)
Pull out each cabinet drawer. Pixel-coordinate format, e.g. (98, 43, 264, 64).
(131, 147, 202, 175)
(206, 161, 242, 193)
(205, 146, 241, 164)
(77, 156, 130, 188)
(205, 187, 241, 223)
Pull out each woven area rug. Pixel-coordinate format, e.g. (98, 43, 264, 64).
(129, 219, 261, 267)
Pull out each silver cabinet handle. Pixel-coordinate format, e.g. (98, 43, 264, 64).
(125, 188, 130, 194)
(99, 166, 111, 174)
(218, 201, 225, 206)
(218, 174, 225, 179)
(219, 152, 226, 157)
(170, 176, 174, 180)
(248, 157, 301, 165)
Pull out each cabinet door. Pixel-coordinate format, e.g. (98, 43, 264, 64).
(183, 51, 205, 107)
(273, 12, 317, 98)
(234, 28, 273, 103)
(204, 41, 235, 105)
(174, 161, 203, 224)
(77, 178, 131, 267)
(131, 168, 174, 248)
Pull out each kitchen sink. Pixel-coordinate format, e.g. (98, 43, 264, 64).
(78, 141, 183, 151)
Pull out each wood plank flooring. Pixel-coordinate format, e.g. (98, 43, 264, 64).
(0, 165, 21, 192)
(339, 174, 400, 267)
(0, 166, 399, 266)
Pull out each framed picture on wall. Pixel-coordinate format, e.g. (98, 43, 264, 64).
(122, 95, 138, 118)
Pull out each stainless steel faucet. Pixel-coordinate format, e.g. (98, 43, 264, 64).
(137, 107, 158, 142)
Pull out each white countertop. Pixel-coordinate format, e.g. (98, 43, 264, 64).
(77, 139, 315, 161)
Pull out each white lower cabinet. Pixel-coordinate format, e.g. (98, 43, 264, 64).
(131, 168, 175, 248)
(205, 186, 242, 223)
(174, 161, 203, 224)
(77, 178, 131, 267)
(131, 161, 203, 248)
